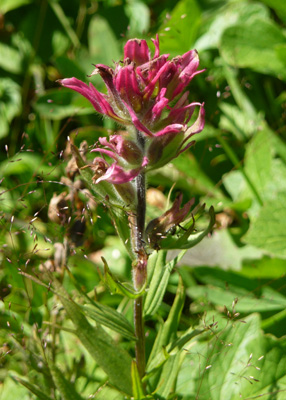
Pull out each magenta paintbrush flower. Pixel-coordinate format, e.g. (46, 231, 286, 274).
(59, 35, 205, 183)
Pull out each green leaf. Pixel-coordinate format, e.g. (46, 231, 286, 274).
(220, 19, 286, 79)
(54, 56, 86, 81)
(259, 0, 286, 22)
(244, 129, 273, 202)
(0, 0, 32, 13)
(177, 313, 286, 399)
(0, 78, 22, 138)
(49, 364, 83, 400)
(49, 0, 80, 48)
(146, 326, 204, 395)
(52, 278, 133, 395)
(0, 376, 30, 400)
(131, 361, 145, 400)
(102, 257, 145, 299)
(187, 283, 286, 313)
(159, 0, 201, 55)
(33, 88, 94, 120)
(88, 16, 120, 65)
(155, 352, 181, 399)
(13, 377, 53, 400)
(180, 228, 263, 270)
(147, 277, 185, 368)
(172, 153, 224, 198)
(147, 278, 185, 390)
(81, 302, 135, 340)
(195, 1, 269, 51)
(0, 43, 23, 74)
(125, 0, 150, 36)
(243, 192, 286, 258)
(144, 250, 186, 317)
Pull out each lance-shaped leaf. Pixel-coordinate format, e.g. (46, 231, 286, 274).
(147, 278, 185, 390)
(12, 377, 53, 400)
(52, 278, 133, 395)
(48, 364, 84, 400)
(131, 361, 145, 400)
(144, 250, 187, 317)
(81, 303, 135, 341)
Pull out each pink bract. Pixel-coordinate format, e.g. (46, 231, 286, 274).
(59, 35, 205, 183)
(58, 35, 205, 138)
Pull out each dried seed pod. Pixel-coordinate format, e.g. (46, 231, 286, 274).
(48, 193, 70, 224)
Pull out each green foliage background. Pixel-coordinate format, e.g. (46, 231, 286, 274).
(1, 0, 286, 399)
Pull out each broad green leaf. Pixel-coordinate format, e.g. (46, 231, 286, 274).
(195, 1, 269, 51)
(125, 0, 150, 36)
(187, 284, 286, 313)
(220, 19, 286, 79)
(0, 153, 56, 177)
(52, 279, 133, 395)
(159, 0, 201, 55)
(172, 147, 224, 198)
(177, 313, 286, 400)
(144, 250, 186, 317)
(81, 302, 135, 340)
(244, 129, 273, 202)
(243, 192, 286, 258)
(219, 103, 260, 140)
(49, 364, 83, 400)
(33, 88, 94, 120)
(0, 44, 23, 74)
(0, 78, 22, 138)
(54, 56, 86, 81)
(88, 16, 120, 65)
(260, 0, 286, 22)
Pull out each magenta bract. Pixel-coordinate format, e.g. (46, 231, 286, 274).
(59, 35, 205, 183)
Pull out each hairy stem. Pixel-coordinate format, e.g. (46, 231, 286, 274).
(133, 130, 147, 380)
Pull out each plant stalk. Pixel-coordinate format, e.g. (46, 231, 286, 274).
(133, 130, 147, 380)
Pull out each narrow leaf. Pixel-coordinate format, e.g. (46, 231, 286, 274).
(131, 361, 145, 400)
(82, 303, 135, 340)
(147, 278, 186, 390)
(52, 278, 133, 395)
(12, 377, 53, 400)
(144, 250, 187, 317)
(49, 364, 83, 400)
(147, 277, 185, 368)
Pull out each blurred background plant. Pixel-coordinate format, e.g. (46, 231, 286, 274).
(1, 0, 286, 399)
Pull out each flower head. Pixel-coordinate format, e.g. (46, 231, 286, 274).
(59, 35, 205, 182)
